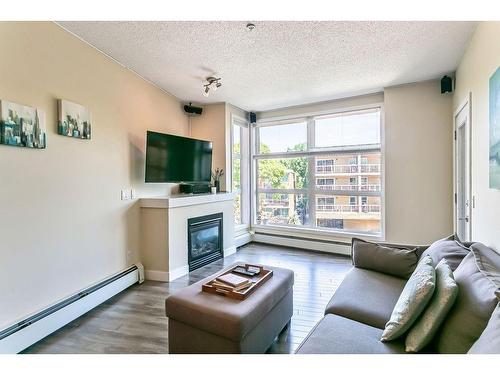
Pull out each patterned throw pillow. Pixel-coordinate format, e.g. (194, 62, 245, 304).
(405, 259, 459, 352)
(381, 256, 436, 342)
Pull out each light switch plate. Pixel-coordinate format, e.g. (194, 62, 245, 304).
(121, 190, 131, 200)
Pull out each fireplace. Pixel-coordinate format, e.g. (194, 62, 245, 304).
(188, 212, 223, 271)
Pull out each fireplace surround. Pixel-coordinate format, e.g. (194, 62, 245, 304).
(188, 212, 223, 271)
(140, 193, 235, 281)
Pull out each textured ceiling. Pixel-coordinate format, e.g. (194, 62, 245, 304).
(57, 21, 477, 112)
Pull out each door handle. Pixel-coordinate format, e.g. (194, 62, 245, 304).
(458, 217, 469, 223)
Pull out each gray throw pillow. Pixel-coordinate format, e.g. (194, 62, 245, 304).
(419, 236, 470, 271)
(435, 243, 500, 353)
(468, 302, 500, 354)
(405, 259, 459, 352)
(381, 255, 436, 342)
(352, 238, 419, 279)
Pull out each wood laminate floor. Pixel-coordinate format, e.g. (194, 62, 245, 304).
(23, 243, 351, 354)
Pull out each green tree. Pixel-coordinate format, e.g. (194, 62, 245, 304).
(282, 143, 308, 188)
(258, 144, 287, 188)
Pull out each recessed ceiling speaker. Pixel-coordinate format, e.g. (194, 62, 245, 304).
(184, 102, 203, 116)
(249, 112, 257, 124)
(441, 75, 453, 94)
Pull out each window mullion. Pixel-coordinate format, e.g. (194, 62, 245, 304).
(307, 117, 315, 229)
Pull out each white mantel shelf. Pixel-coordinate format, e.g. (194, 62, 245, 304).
(140, 192, 235, 209)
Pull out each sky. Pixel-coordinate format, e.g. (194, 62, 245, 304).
(259, 111, 380, 152)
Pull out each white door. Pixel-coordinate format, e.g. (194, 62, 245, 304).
(454, 97, 472, 241)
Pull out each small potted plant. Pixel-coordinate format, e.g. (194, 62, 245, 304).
(211, 168, 224, 193)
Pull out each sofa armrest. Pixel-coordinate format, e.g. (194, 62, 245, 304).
(351, 238, 425, 279)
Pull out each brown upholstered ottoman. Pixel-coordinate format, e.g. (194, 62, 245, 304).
(165, 264, 294, 353)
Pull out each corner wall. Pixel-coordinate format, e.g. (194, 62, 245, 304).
(0, 22, 189, 327)
(190, 103, 248, 192)
(453, 22, 500, 251)
(190, 103, 226, 188)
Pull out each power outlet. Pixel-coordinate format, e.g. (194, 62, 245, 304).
(121, 189, 131, 200)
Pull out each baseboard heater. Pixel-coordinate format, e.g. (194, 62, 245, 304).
(0, 263, 144, 354)
(252, 232, 351, 255)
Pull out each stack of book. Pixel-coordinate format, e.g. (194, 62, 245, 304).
(213, 273, 253, 292)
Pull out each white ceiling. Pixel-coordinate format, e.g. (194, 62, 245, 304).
(57, 21, 477, 112)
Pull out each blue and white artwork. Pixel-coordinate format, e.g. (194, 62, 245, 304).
(0, 100, 46, 149)
(58, 99, 91, 140)
(490, 67, 500, 189)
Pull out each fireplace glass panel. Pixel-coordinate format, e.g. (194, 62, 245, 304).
(190, 225, 219, 260)
(187, 212, 223, 271)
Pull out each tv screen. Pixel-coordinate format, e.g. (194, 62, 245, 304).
(145, 131, 213, 183)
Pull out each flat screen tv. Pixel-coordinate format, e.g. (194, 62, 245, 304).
(145, 131, 213, 183)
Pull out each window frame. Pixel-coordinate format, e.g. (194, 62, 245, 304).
(231, 114, 250, 231)
(251, 103, 385, 241)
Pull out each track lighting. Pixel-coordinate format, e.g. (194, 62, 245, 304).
(203, 76, 222, 97)
(203, 85, 210, 97)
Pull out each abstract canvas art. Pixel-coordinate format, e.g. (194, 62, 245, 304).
(490, 67, 500, 189)
(0, 100, 46, 149)
(58, 99, 91, 139)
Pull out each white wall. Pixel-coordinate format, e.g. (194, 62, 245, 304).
(384, 80, 453, 244)
(453, 22, 500, 252)
(0, 22, 188, 327)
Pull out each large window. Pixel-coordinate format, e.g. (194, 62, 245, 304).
(253, 107, 382, 236)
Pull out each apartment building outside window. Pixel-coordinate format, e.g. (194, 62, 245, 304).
(253, 106, 383, 237)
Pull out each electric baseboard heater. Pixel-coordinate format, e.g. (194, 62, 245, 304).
(0, 263, 144, 353)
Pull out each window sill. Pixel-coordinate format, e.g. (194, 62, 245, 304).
(251, 224, 384, 244)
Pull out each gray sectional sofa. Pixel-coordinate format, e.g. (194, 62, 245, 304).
(296, 237, 500, 354)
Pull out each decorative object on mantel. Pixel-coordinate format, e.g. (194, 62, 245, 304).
(57, 99, 91, 139)
(0, 100, 46, 149)
(202, 264, 273, 300)
(212, 167, 224, 192)
(489, 66, 500, 189)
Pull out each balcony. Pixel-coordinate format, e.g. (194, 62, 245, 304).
(315, 164, 380, 175)
(359, 184, 381, 192)
(317, 184, 381, 192)
(316, 204, 381, 213)
(261, 199, 290, 207)
(317, 184, 356, 191)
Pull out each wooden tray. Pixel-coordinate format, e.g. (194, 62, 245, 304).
(202, 264, 273, 300)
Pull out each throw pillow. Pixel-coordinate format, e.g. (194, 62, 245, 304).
(419, 235, 470, 271)
(435, 243, 500, 353)
(405, 259, 459, 352)
(352, 238, 419, 279)
(381, 255, 436, 342)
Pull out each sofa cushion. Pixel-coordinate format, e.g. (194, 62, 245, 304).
(296, 314, 406, 354)
(435, 243, 500, 353)
(419, 236, 470, 271)
(381, 256, 436, 341)
(405, 259, 459, 352)
(325, 268, 406, 329)
(351, 238, 419, 278)
(468, 302, 500, 354)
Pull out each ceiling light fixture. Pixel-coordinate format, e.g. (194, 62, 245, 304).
(203, 76, 222, 97)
